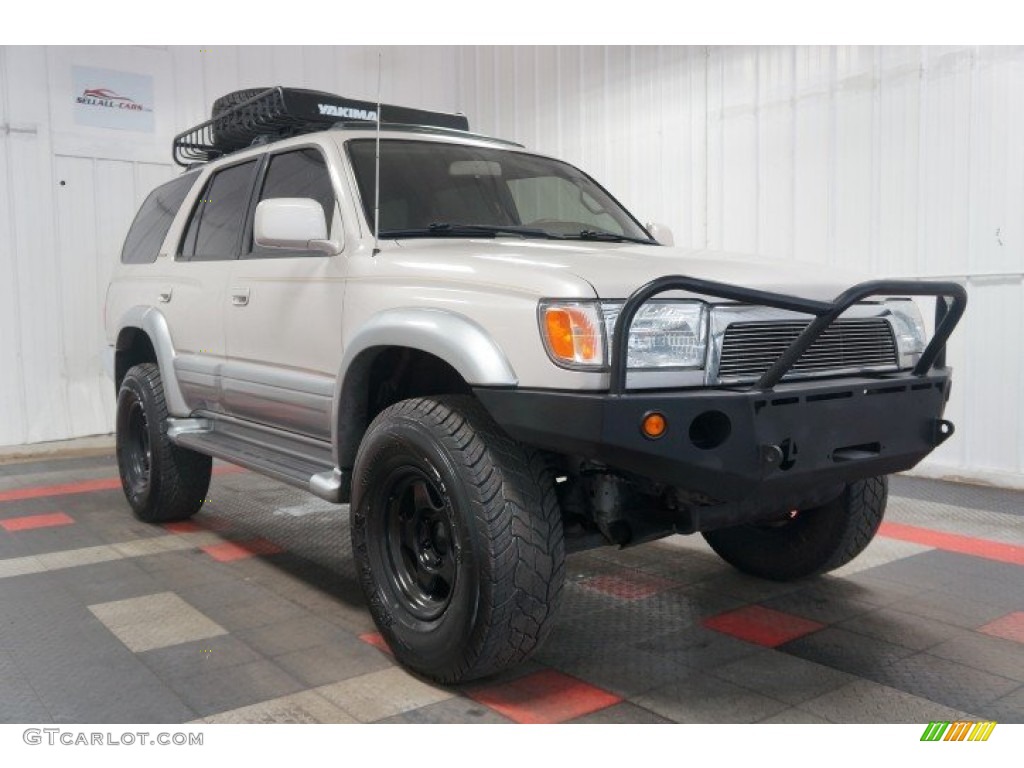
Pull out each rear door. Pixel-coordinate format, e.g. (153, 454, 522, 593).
(221, 144, 345, 440)
(164, 158, 260, 412)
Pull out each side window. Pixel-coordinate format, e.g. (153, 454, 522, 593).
(506, 176, 622, 234)
(178, 160, 258, 261)
(247, 148, 335, 258)
(121, 172, 198, 264)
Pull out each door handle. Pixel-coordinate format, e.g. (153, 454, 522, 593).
(230, 289, 250, 307)
(158, 288, 172, 303)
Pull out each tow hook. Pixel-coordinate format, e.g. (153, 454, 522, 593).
(932, 419, 955, 446)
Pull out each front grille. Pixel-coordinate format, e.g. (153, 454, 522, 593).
(717, 318, 898, 382)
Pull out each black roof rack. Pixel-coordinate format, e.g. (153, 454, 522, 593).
(172, 86, 470, 167)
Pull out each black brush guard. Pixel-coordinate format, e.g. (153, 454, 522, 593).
(476, 277, 967, 531)
(610, 276, 967, 394)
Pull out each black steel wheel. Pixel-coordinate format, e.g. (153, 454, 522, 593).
(380, 466, 458, 621)
(121, 396, 152, 501)
(351, 395, 565, 684)
(115, 363, 211, 523)
(702, 476, 889, 581)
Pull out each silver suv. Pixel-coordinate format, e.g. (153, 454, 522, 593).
(105, 87, 966, 683)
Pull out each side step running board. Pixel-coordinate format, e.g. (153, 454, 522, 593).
(166, 417, 350, 503)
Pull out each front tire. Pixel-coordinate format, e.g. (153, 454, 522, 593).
(351, 395, 565, 684)
(702, 476, 889, 581)
(115, 363, 212, 523)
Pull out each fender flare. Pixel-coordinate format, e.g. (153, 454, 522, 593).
(115, 306, 189, 417)
(332, 307, 517, 466)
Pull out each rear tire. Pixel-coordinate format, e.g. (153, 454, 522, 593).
(115, 363, 211, 524)
(702, 476, 888, 581)
(351, 395, 565, 684)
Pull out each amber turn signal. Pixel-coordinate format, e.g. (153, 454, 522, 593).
(642, 411, 667, 439)
(542, 305, 601, 365)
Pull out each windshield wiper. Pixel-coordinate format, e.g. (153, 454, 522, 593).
(571, 229, 656, 245)
(382, 223, 560, 239)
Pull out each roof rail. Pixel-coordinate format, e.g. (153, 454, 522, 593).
(331, 121, 524, 148)
(172, 86, 470, 167)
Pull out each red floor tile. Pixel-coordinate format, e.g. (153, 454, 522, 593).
(879, 522, 1024, 567)
(359, 632, 393, 655)
(0, 512, 76, 532)
(0, 464, 244, 504)
(162, 516, 232, 534)
(162, 521, 203, 534)
(0, 478, 122, 503)
(580, 572, 679, 600)
(978, 611, 1024, 644)
(201, 538, 283, 562)
(467, 669, 621, 724)
(703, 605, 825, 647)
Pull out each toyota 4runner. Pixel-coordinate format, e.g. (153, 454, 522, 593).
(104, 87, 966, 683)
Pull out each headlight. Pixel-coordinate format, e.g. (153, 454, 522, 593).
(538, 299, 708, 370)
(885, 299, 927, 363)
(602, 301, 708, 369)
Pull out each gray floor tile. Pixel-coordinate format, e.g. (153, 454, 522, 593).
(0, 649, 51, 723)
(835, 607, 966, 651)
(237, 615, 357, 657)
(201, 690, 355, 724)
(569, 701, 672, 723)
(981, 685, 1024, 723)
(89, 592, 227, 652)
(164, 659, 305, 718)
(138, 635, 264, 680)
(711, 649, 857, 705)
(316, 667, 453, 722)
(866, 651, 1020, 714)
(927, 631, 1024, 684)
(796, 679, 974, 723)
(759, 707, 830, 723)
(54, 559, 163, 604)
(272, 637, 394, 687)
(632, 667, 790, 723)
(760, 588, 878, 625)
(554, 646, 695, 698)
(886, 588, 1013, 630)
(377, 696, 513, 724)
(779, 626, 917, 676)
(198, 596, 309, 632)
(636, 625, 766, 670)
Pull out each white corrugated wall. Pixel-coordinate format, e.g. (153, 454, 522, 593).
(0, 44, 459, 449)
(2, 45, 1022, 489)
(459, 45, 1024, 489)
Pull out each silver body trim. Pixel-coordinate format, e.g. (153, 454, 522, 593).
(220, 360, 335, 440)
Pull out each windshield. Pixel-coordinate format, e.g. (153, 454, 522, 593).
(347, 139, 654, 243)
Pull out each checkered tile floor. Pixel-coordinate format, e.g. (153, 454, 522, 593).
(0, 454, 1021, 724)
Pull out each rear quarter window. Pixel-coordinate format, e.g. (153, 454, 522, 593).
(121, 172, 199, 264)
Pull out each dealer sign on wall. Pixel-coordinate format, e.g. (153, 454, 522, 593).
(72, 66, 154, 133)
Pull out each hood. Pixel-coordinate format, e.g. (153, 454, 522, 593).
(391, 238, 870, 302)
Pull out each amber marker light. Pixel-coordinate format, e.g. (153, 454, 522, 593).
(642, 411, 667, 439)
(542, 305, 601, 366)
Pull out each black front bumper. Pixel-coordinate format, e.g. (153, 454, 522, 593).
(475, 370, 954, 504)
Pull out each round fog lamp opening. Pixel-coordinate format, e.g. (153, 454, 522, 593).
(641, 411, 668, 440)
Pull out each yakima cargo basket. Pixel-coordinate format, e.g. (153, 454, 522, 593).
(172, 86, 470, 166)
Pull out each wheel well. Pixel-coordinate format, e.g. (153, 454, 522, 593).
(337, 347, 473, 469)
(115, 328, 157, 392)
